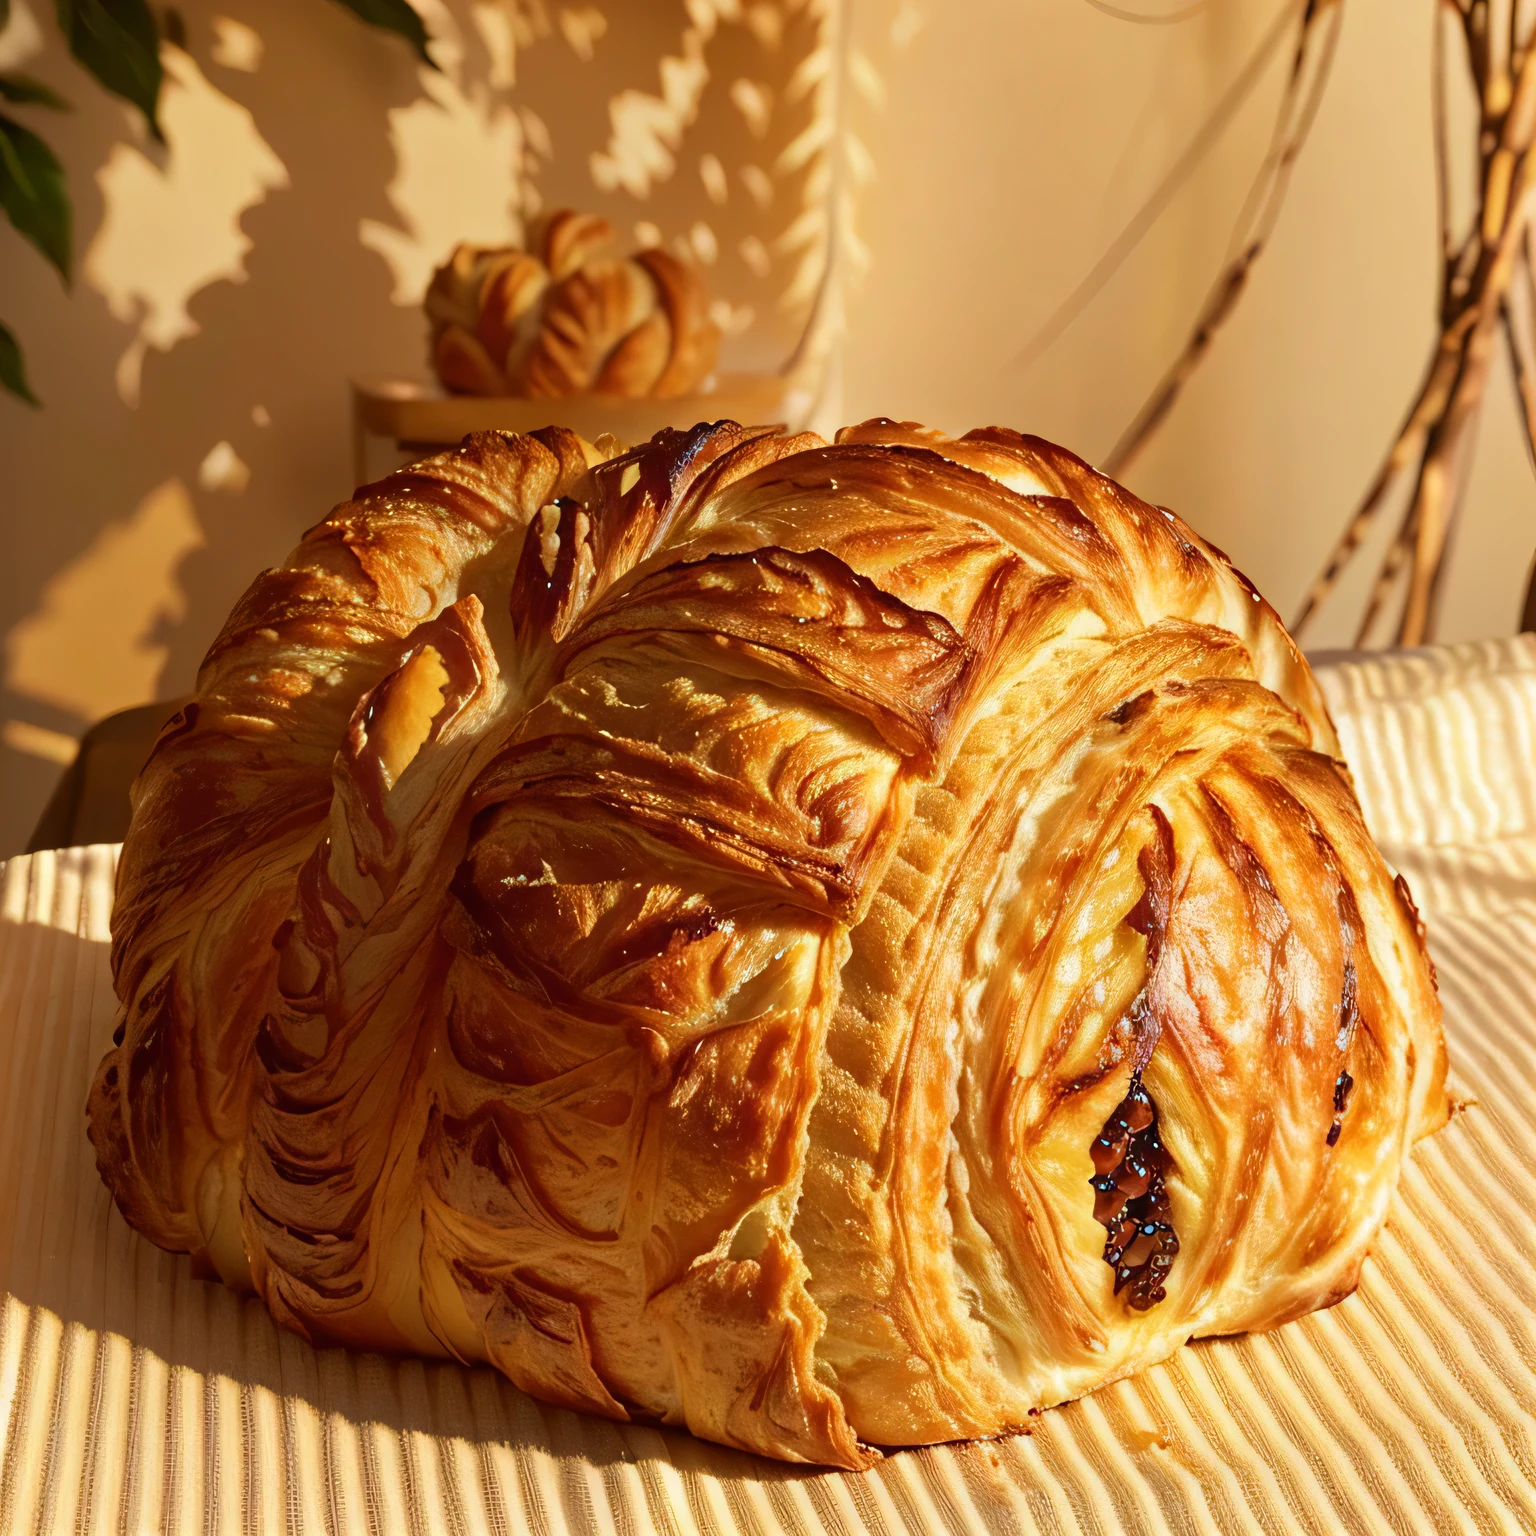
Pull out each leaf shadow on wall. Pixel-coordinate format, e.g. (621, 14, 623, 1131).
(0, 0, 835, 858)
(0, 0, 432, 854)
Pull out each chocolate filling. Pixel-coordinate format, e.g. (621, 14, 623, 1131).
(1090, 805, 1179, 1311)
(1090, 1072, 1179, 1309)
(1326, 1069, 1354, 1147)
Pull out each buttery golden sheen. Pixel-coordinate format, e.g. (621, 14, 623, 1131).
(425, 210, 719, 399)
(89, 420, 1448, 1470)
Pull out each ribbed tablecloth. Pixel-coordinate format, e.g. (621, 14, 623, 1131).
(2, 636, 1534, 1536)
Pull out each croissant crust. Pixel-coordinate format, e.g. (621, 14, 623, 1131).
(89, 419, 1448, 1469)
(425, 211, 720, 399)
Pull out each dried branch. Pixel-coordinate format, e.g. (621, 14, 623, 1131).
(1503, 230, 1536, 468)
(1289, 324, 1468, 636)
(1433, 0, 1453, 265)
(1009, 0, 1305, 374)
(1081, 0, 1209, 22)
(1357, 505, 1419, 646)
(1295, 1, 1536, 644)
(1106, 0, 1343, 476)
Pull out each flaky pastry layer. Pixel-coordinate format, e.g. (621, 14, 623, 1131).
(89, 420, 1447, 1469)
(426, 211, 719, 399)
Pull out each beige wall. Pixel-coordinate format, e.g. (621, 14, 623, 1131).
(0, 0, 831, 851)
(841, 0, 1534, 648)
(1, 0, 1531, 854)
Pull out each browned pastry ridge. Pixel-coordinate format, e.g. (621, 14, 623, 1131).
(89, 420, 1448, 1470)
(425, 210, 719, 399)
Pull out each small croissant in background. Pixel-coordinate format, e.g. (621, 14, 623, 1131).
(425, 210, 720, 399)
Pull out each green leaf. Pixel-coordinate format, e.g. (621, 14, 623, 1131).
(55, 0, 163, 140)
(0, 73, 71, 110)
(0, 113, 71, 280)
(328, 0, 435, 68)
(0, 320, 39, 406)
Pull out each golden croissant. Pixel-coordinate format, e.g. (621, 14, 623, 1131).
(90, 420, 1447, 1469)
(425, 210, 719, 399)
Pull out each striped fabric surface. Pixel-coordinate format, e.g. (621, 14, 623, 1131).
(1, 635, 1533, 1536)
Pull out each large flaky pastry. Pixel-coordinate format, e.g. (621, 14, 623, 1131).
(425, 210, 719, 398)
(90, 420, 1448, 1470)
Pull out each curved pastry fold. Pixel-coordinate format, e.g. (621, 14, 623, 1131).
(90, 420, 1447, 1469)
(425, 211, 720, 399)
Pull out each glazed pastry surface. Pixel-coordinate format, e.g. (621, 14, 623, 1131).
(426, 210, 718, 399)
(90, 420, 1447, 1469)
